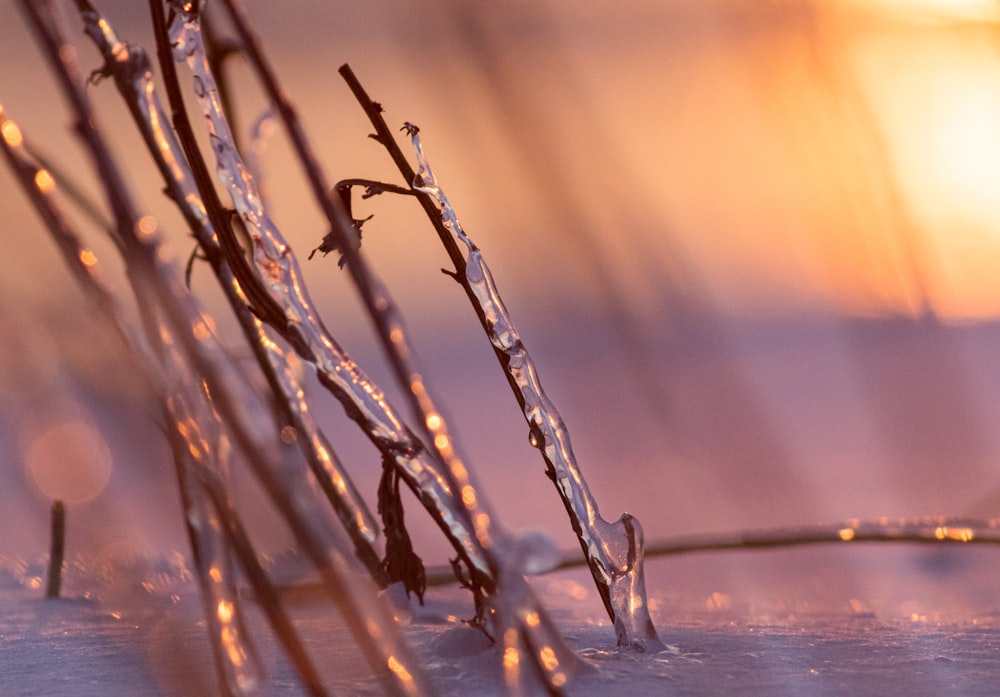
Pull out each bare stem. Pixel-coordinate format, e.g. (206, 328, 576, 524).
(45, 500, 65, 599)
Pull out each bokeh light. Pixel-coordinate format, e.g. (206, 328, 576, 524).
(24, 419, 113, 504)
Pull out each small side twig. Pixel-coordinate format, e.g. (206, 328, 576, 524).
(45, 500, 65, 599)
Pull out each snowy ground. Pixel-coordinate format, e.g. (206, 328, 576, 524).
(4, 547, 1000, 696)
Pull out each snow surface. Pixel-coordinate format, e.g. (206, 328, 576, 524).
(4, 549, 1000, 696)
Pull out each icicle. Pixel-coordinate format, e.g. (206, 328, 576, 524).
(407, 125, 665, 652)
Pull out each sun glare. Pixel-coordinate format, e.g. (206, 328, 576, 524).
(851, 27, 1000, 317)
(856, 0, 1000, 23)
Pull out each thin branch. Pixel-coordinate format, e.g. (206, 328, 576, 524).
(213, 0, 495, 596)
(20, 4, 427, 694)
(77, 0, 384, 585)
(144, 0, 287, 330)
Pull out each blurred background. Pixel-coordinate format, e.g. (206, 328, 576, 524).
(3, 0, 1000, 617)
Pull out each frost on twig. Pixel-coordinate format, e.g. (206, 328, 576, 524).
(405, 124, 665, 652)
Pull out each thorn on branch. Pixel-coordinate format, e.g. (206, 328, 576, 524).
(87, 66, 111, 86)
(185, 243, 207, 288)
(308, 182, 372, 266)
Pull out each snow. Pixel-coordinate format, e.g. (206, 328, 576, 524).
(3, 550, 1000, 696)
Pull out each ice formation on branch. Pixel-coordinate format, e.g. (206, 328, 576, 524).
(76, 0, 383, 581)
(164, 2, 496, 592)
(407, 125, 665, 652)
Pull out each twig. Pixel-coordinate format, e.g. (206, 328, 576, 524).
(199, 0, 493, 598)
(144, 0, 287, 331)
(77, 0, 384, 585)
(211, 9, 583, 688)
(641, 517, 1000, 557)
(2, 90, 309, 695)
(45, 501, 65, 599)
(19, 3, 428, 694)
(414, 516, 1000, 585)
(396, 119, 663, 652)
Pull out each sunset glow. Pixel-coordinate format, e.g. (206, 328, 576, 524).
(850, 21, 1000, 317)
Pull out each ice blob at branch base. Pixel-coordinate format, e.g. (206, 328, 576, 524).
(407, 124, 664, 652)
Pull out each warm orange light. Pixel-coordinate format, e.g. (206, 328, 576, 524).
(217, 599, 234, 624)
(461, 485, 476, 507)
(502, 646, 519, 671)
(934, 526, 974, 541)
(928, 86, 1000, 215)
(838, 527, 856, 541)
(1, 119, 23, 147)
(851, 25, 1000, 317)
(539, 646, 559, 672)
(386, 655, 414, 684)
(34, 169, 55, 193)
(853, 0, 1000, 23)
(79, 249, 98, 267)
(136, 215, 158, 239)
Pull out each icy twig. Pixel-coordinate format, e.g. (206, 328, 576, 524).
(166, 0, 494, 599)
(640, 516, 1000, 557)
(1, 90, 329, 696)
(17, 3, 432, 694)
(404, 124, 664, 652)
(217, 0, 492, 587)
(1, 99, 273, 695)
(215, 6, 586, 689)
(77, 0, 384, 584)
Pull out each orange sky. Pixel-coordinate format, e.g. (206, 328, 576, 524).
(2, 1, 1000, 322)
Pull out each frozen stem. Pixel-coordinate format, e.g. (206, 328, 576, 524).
(18, 2, 432, 694)
(403, 123, 664, 652)
(77, 0, 384, 582)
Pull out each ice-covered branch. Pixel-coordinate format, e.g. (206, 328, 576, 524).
(76, 0, 384, 582)
(160, 1, 496, 599)
(0, 100, 278, 697)
(406, 126, 665, 652)
(17, 3, 433, 693)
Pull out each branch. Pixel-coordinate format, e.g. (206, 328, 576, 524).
(76, 0, 384, 586)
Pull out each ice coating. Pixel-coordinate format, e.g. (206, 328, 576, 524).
(167, 371, 265, 695)
(408, 128, 665, 652)
(0, 101, 265, 694)
(164, 3, 494, 582)
(14, 4, 435, 693)
(75, 3, 382, 571)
